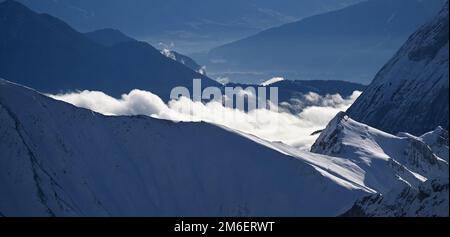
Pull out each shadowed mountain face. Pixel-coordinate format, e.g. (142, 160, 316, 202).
(84, 28, 136, 47)
(202, 0, 446, 84)
(0, 0, 367, 107)
(347, 2, 449, 136)
(14, 0, 363, 53)
(0, 0, 220, 100)
(84, 29, 206, 74)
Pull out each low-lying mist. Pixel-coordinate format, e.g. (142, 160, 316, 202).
(49, 90, 361, 150)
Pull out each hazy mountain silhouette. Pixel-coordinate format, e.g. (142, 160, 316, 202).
(0, 0, 219, 100)
(204, 0, 446, 84)
(15, 0, 363, 53)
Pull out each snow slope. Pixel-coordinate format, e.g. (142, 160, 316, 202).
(311, 112, 449, 217)
(419, 127, 449, 162)
(347, 2, 449, 135)
(1, 79, 447, 216)
(311, 112, 449, 194)
(342, 178, 449, 217)
(339, 4, 450, 216)
(0, 79, 370, 217)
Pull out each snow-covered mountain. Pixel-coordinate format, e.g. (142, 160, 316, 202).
(1, 79, 447, 216)
(311, 112, 448, 194)
(336, 3, 450, 216)
(311, 112, 449, 217)
(1, 0, 448, 218)
(0, 79, 372, 217)
(342, 178, 449, 217)
(347, 1, 449, 136)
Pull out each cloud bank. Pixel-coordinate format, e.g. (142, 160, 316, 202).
(49, 90, 361, 150)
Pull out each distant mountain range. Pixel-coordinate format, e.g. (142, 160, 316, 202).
(85, 28, 206, 75)
(227, 80, 366, 113)
(347, 1, 449, 135)
(0, 0, 368, 104)
(14, 0, 363, 53)
(0, 0, 447, 217)
(201, 0, 446, 84)
(160, 49, 207, 76)
(0, 0, 219, 100)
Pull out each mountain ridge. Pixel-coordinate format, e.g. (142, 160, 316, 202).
(14, 0, 364, 53)
(347, 1, 449, 135)
(202, 0, 445, 84)
(311, 112, 449, 194)
(1, 78, 447, 216)
(0, 0, 219, 100)
(0, 78, 368, 216)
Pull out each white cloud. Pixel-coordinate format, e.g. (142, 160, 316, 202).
(49, 90, 361, 150)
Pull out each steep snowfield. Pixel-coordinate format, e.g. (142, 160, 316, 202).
(1, 79, 447, 216)
(0, 79, 370, 217)
(418, 127, 449, 162)
(347, 2, 449, 135)
(311, 112, 448, 194)
(339, 3, 450, 217)
(342, 178, 449, 217)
